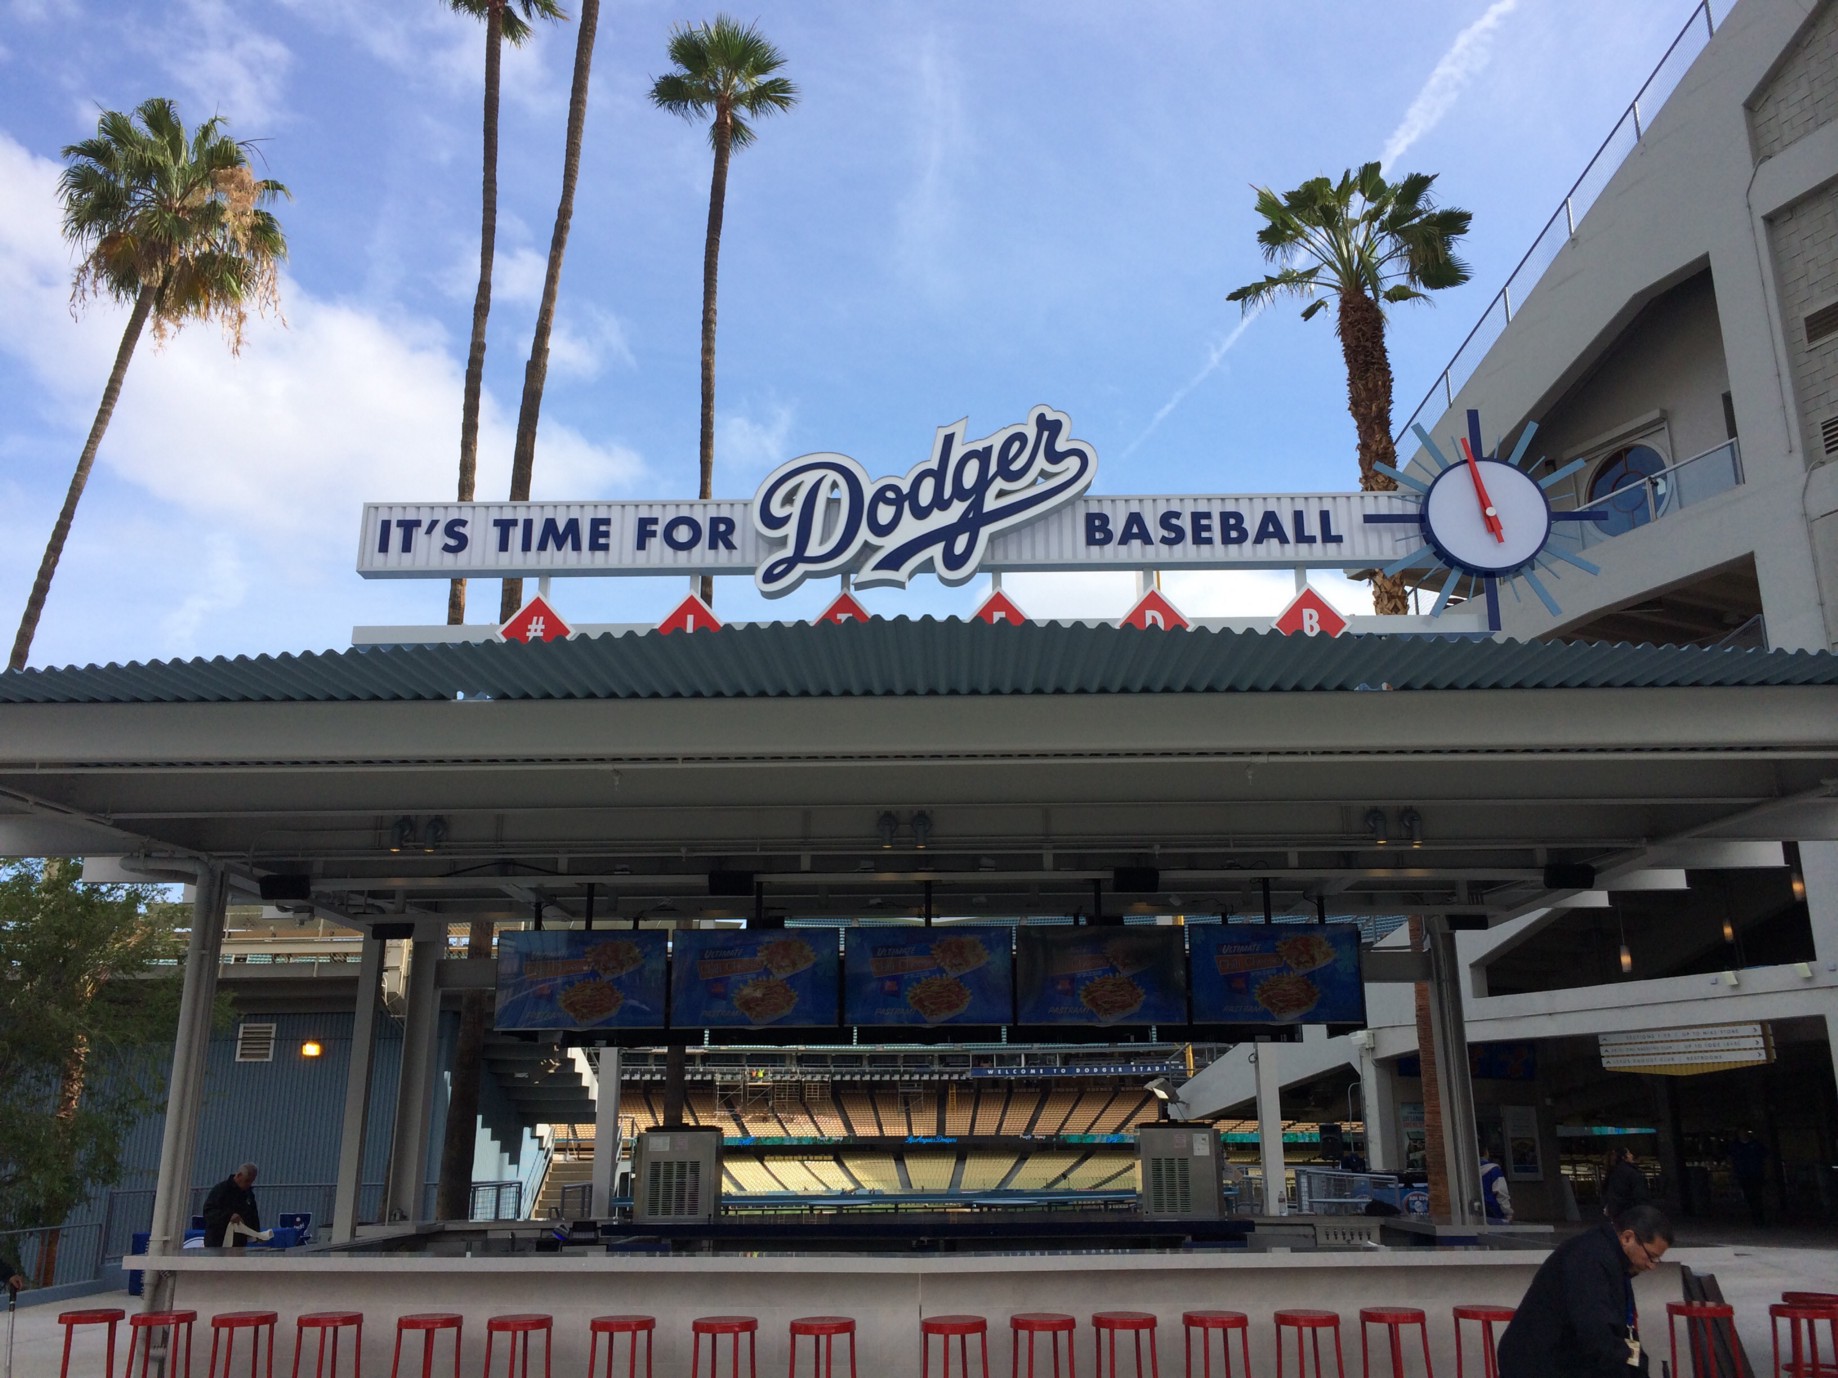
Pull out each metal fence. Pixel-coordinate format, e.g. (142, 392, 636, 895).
(0, 1223, 106, 1290)
(1294, 1168, 1402, 1216)
(1547, 439, 1743, 552)
(468, 1181, 523, 1222)
(1395, 1, 1721, 451)
(558, 1183, 594, 1219)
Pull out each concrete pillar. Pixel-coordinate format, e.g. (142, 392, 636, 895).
(332, 932, 386, 1243)
(144, 866, 229, 1315)
(1254, 1042, 1287, 1215)
(1427, 916, 1483, 1227)
(1800, 843, 1838, 1107)
(1358, 1042, 1400, 1172)
(591, 1048, 623, 1216)
(384, 929, 443, 1223)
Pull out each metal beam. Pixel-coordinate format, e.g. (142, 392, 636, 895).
(332, 934, 385, 1243)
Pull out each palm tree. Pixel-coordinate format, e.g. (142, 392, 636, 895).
(1226, 162, 1471, 614)
(497, 0, 602, 623)
(650, 15, 797, 606)
(8, 98, 287, 672)
(445, 0, 566, 628)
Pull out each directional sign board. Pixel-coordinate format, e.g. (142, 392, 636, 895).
(1598, 1022, 1774, 1074)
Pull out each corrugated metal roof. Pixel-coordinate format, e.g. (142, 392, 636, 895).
(2, 620, 1836, 705)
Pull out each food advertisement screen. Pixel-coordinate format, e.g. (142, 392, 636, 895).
(844, 926, 1013, 1027)
(1015, 928, 1186, 1026)
(495, 930, 668, 1031)
(670, 930, 840, 1028)
(1189, 925, 1365, 1025)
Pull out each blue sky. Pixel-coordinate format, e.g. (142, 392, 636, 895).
(0, 0, 1698, 666)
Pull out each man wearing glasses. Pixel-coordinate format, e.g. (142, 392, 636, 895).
(1497, 1204, 1672, 1376)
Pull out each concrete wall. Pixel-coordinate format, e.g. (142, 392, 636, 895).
(1748, 0, 1838, 159)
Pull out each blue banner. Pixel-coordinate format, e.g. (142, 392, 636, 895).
(845, 926, 1014, 1027)
(671, 930, 841, 1028)
(1188, 925, 1364, 1024)
(495, 930, 668, 1031)
(1015, 928, 1186, 1026)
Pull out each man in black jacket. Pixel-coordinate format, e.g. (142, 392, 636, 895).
(201, 1163, 262, 1247)
(1601, 1147, 1649, 1220)
(1497, 1204, 1671, 1377)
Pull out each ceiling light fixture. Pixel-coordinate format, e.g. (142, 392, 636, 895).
(877, 811, 899, 849)
(389, 816, 416, 853)
(1365, 809, 1389, 846)
(911, 811, 932, 850)
(1400, 808, 1423, 848)
(1722, 916, 1735, 944)
(1618, 911, 1633, 975)
(421, 816, 447, 853)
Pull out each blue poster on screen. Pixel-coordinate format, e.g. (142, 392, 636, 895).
(1189, 925, 1364, 1024)
(671, 930, 841, 1028)
(495, 930, 668, 1031)
(845, 926, 1013, 1027)
(1015, 928, 1186, 1026)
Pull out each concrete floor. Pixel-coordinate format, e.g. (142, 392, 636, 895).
(4, 1234, 1834, 1377)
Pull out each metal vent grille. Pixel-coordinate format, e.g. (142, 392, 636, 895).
(1808, 301, 1838, 346)
(1822, 414, 1838, 458)
(642, 1159, 702, 1219)
(1146, 1155, 1193, 1215)
(234, 1021, 276, 1063)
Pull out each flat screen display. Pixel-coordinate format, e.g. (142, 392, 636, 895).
(844, 925, 1014, 1027)
(1015, 927, 1186, 1026)
(1188, 924, 1365, 1024)
(670, 929, 841, 1029)
(494, 930, 668, 1031)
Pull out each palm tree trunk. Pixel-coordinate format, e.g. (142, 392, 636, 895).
(500, 0, 601, 624)
(10, 285, 155, 671)
(1335, 291, 1411, 616)
(694, 111, 734, 608)
(454, 0, 507, 629)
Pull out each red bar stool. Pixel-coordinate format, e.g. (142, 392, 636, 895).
(1783, 1298, 1838, 1377)
(391, 1315, 462, 1378)
(1274, 1311, 1345, 1378)
(689, 1316, 758, 1378)
(128, 1310, 197, 1378)
(1010, 1314, 1078, 1378)
(921, 1315, 988, 1378)
(291, 1312, 361, 1378)
(59, 1307, 126, 1378)
(1358, 1308, 1431, 1378)
(1092, 1314, 1158, 1378)
(209, 1311, 279, 1378)
(1451, 1307, 1512, 1378)
(1774, 1302, 1838, 1378)
(484, 1315, 552, 1378)
(1181, 1312, 1249, 1378)
(1667, 1302, 1737, 1378)
(790, 1317, 858, 1378)
(588, 1316, 655, 1378)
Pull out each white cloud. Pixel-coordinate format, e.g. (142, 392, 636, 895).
(160, 534, 249, 652)
(146, 0, 296, 130)
(1382, 0, 1520, 169)
(1000, 571, 1373, 624)
(0, 132, 644, 635)
(893, 27, 970, 300)
(548, 304, 635, 380)
(717, 401, 796, 479)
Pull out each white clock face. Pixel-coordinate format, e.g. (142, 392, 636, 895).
(1420, 458, 1551, 576)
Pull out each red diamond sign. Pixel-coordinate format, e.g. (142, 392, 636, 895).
(1273, 587, 1348, 637)
(1121, 588, 1189, 630)
(814, 591, 872, 625)
(500, 595, 572, 643)
(657, 593, 722, 635)
(973, 589, 1028, 625)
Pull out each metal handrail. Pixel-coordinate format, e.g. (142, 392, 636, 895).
(1395, 0, 1720, 448)
(1567, 437, 1742, 515)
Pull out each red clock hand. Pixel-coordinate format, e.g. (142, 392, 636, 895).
(1458, 436, 1506, 544)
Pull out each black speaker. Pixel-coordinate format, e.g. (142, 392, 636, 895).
(1112, 866, 1160, 894)
(258, 873, 312, 902)
(707, 870, 756, 897)
(369, 921, 416, 941)
(1444, 913, 1491, 931)
(1542, 863, 1597, 891)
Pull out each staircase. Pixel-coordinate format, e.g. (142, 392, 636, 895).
(532, 1156, 594, 1219)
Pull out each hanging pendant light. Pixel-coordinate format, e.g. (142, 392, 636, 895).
(1618, 911, 1633, 975)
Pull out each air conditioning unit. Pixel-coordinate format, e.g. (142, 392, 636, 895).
(632, 1128, 722, 1224)
(1137, 1123, 1225, 1220)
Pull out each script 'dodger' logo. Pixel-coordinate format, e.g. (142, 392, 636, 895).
(751, 406, 1096, 597)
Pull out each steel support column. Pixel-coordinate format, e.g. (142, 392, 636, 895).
(332, 932, 386, 1242)
(591, 1047, 623, 1216)
(1358, 1040, 1400, 1173)
(1254, 1042, 1287, 1215)
(144, 865, 229, 1315)
(1426, 916, 1483, 1226)
(384, 928, 442, 1223)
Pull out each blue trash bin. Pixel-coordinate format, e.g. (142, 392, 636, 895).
(128, 1231, 151, 1296)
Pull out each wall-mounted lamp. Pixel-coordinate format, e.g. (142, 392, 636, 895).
(421, 816, 447, 853)
(1399, 808, 1423, 849)
(389, 816, 416, 853)
(1364, 808, 1389, 846)
(300, 1040, 323, 1059)
(911, 811, 932, 850)
(877, 811, 899, 849)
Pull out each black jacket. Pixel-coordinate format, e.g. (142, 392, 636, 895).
(1601, 1161, 1648, 1219)
(201, 1175, 261, 1247)
(1498, 1221, 1647, 1378)
(1, 1253, 22, 1291)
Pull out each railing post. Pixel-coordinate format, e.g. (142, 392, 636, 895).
(1444, 372, 1454, 408)
(1704, 0, 1715, 39)
(1503, 285, 1513, 323)
(1564, 196, 1575, 236)
(1632, 99, 1643, 140)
